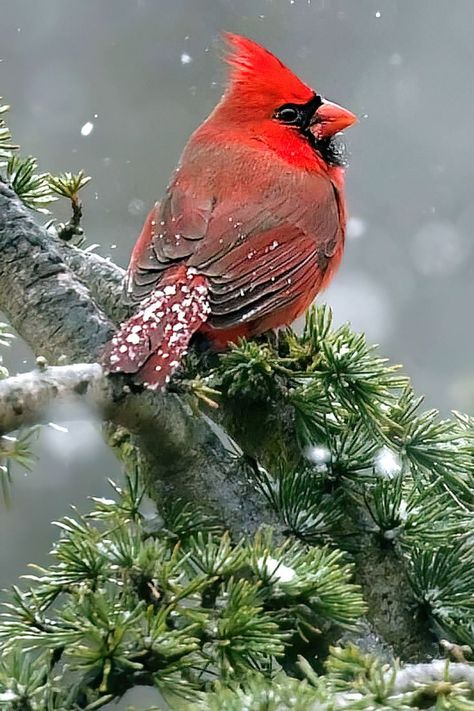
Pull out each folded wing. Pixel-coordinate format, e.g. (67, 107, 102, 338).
(127, 152, 342, 331)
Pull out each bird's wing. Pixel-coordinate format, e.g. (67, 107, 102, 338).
(127, 159, 342, 329)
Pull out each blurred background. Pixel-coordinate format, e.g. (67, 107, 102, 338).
(0, 2, 473, 703)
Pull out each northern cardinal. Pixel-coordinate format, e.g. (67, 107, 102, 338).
(102, 33, 356, 388)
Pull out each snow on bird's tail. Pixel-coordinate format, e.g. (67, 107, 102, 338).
(102, 266, 210, 389)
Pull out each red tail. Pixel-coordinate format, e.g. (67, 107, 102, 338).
(102, 266, 210, 389)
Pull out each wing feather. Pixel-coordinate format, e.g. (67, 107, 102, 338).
(127, 143, 343, 329)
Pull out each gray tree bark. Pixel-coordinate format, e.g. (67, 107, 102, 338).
(0, 180, 282, 538)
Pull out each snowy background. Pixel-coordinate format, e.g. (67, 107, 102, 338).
(1, 1, 474, 704)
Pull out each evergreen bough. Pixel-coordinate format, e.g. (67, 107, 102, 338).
(0, 97, 473, 710)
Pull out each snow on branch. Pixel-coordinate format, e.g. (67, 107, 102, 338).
(0, 362, 108, 434)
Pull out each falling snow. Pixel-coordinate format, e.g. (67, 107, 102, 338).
(80, 121, 94, 136)
(346, 216, 367, 240)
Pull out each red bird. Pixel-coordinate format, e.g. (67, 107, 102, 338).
(102, 33, 356, 388)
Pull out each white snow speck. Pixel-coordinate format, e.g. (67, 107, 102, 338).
(48, 422, 69, 434)
(80, 121, 94, 137)
(399, 499, 409, 521)
(305, 445, 331, 465)
(346, 216, 367, 240)
(375, 10, 381, 18)
(335, 344, 350, 359)
(180, 52, 192, 65)
(259, 556, 296, 583)
(374, 446, 402, 479)
(0, 691, 18, 702)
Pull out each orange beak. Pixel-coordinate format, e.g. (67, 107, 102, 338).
(310, 99, 357, 139)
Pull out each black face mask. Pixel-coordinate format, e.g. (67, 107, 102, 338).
(273, 94, 347, 167)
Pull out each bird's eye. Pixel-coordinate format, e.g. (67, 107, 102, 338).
(274, 105, 301, 125)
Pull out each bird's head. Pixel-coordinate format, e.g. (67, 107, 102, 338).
(218, 33, 356, 143)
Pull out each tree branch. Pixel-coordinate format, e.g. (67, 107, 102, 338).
(390, 660, 474, 693)
(54, 240, 127, 324)
(0, 362, 108, 433)
(0, 181, 113, 362)
(330, 661, 474, 708)
(0, 180, 282, 538)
